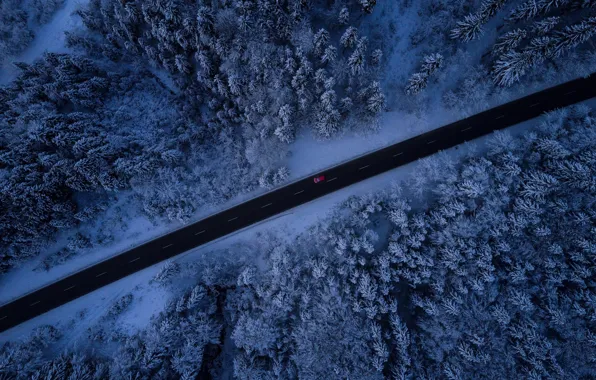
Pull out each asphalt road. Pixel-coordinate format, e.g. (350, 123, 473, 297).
(1, 74, 595, 333)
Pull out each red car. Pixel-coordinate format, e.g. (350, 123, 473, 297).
(313, 175, 325, 183)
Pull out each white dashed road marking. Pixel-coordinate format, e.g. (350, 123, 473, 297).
(565, 90, 576, 95)
(129, 257, 141, 263)
(495, 115, 505, 120)
(461, 127, 473, 132)
(393, 152, 403, 157)
(529, 102, 540, 108)
(63, 286, 76, 292)
(261, 203, 273, 209)
(294, 190, 304, 195)
(162, 244, 174, 249)
(29, 301, 40, 307)
(358, 165, 370, 170)
(228, 217, 238, 222)
(327, 177, 338, 183)
(426, 140, 436, 145)
(194, 230, 206, 236)
(0, 316, 7, 321)
(95, 272, 107, 278)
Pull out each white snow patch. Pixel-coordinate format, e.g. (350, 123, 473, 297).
(0, 214, 171, 305)
(19, 0, 87, 61)
(288, 110, 455, 178)
(0, 262, 171, 347)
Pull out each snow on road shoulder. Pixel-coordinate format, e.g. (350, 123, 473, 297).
(0, 213, 172, 305)
(0, 261, 171, 348)
(288, 109, 455, 179)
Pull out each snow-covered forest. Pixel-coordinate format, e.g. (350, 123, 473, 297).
(1, 0, 596, 377)
(2, 105, 595, 378)
(386, 0, 596, 115)
(0, 0, 387, 275)
(1, 0, 595, 279)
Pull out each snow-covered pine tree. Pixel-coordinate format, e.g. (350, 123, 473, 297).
(493, 50, 534, 86)
(405, 53, 443, 95)
(451, 13, 484, 42)
(175, 295, 187, 313)
(536, 0, 571, 13)
(313, 29, 330, 57)
(532, 16, 560, 35)
(338, 7, 349, 25)
(340, 26, 359, 49)
(258, 169, 276, 189)
(0, 0, 35, 60)
(66, 233, 92, 252)
(508, 0, 539, 22)
(273, 166, 290, 185)
(274, 104, 294, 143)
(348, 37, 367, 76)
(186, 285, 206, 309)
(525, 36, 556, 61)
(154, 260, 181, 285)
(106, 294, 134, 318)
(358, 81, 385, 117)
(359, 0, 377, 14)
(314, 90, 341, 137)
(291, 48, 313, 110)
(551, 16, 596, 57)
(479, 0, 508, 21)
(421, 53, 444, 75)
(508, 0, 570, 23)
(493, 32, 561, 86)
(449, 0, 508, 42)
(405, 74, 428, 96)
(340, 97, 353, 113)
(321, 45, 337, 64)
(493, 29, 528, 56)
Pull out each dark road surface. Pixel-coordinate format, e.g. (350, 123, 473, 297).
(1, 74, 595, 333)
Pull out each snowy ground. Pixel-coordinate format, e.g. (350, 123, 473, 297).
(0, 105, 556, 345)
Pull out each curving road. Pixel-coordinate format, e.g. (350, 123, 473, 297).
(1, 74, 595, 333)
